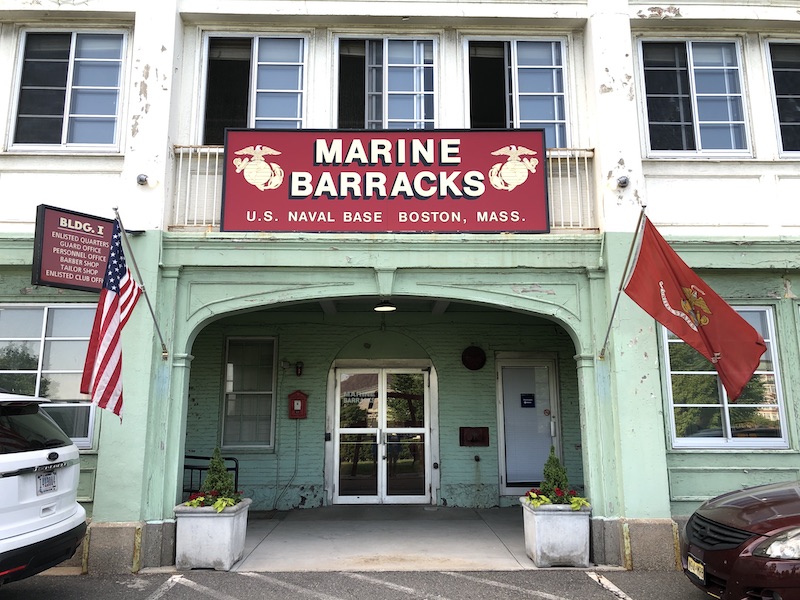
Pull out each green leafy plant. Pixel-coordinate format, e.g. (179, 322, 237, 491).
(523, 446, 590, 511)
(184, 447, 242, 513)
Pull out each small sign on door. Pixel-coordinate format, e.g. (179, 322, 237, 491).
(520, 393, 535, 408)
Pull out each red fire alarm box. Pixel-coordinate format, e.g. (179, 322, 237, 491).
(288, 390, 308, 419)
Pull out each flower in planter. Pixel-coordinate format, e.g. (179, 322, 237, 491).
(184, 447, 243, 513)
(523, 446, 590, 511)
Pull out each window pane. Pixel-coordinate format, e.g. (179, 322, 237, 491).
(257, 37, 303, 62)
(518, 69, 563, 94)
(388, 95, 416, 120)
(649, 123, 696, 151)
(694, 69, 741, 94)
(674, 406, 724, 438)
(519, 96, 564, 121)
(730, 407, 781, 438)
(24, 33, 71, 59)
(73, 62, 121, 87)
(387, 40, 416, 64)
(255, 119, 300, 129)
(46, 307, 95, 337)
(257, 65, 302, 90)
(75, 33, 123, 59)
(71, 89, 118, 115)
(67, 117, 116, 143)
(388, 67, 417, 91)
(0, 307, 43, 337)
(699, 123, 746, 149)
(20, 61, 68, 88)
(770, 42, 800, 150)
(38, 372, 86, 400)
(644, 69, 690, 95)
(41, 404, 91, 438)
(255, 92, 301, 119)
(0, 373, 37, 395)
(734, 374, 777, 405)
(696, 96, 744, 121)
(43, 340, 89, 370)
(668, 342, 715, 371)
(692, 42, 738, 67)
(0, 341, 40, 367)
(671, 372, 720, 404)
(517, 41, 561, 66)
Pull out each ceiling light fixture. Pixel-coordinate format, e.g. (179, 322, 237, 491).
(373, 300, 397, 312)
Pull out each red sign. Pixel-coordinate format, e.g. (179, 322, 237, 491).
(32, 205, 114, 292)
(221, 130, 549, 233)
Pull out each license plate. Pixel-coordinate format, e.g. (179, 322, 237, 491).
(37, 471, 57, 495)
(687, 554, 705, 584)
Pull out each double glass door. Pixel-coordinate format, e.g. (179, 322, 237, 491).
(334, 369, 429, 504)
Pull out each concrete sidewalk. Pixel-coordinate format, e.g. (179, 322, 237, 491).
(234, 505, 608, 572)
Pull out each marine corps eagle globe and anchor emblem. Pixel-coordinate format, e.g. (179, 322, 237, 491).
(232, 145, 285, 191)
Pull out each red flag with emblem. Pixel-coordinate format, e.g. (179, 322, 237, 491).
(623, 216, 765, 400)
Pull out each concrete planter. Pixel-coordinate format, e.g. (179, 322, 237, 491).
(519, 498, 590, 567)
(174, 498, 252, 570)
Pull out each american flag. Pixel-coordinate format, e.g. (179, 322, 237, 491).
(80, 220, 142, 419)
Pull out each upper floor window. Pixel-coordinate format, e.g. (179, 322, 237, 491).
(222, 338, 276, 448)
(667, 307, 785, 449)
(203, 36, 305, 145)
(641, 40, 747, 154)
(0, 305, 96, 448)
(13, 32, 124, 148)
(767, 42, 800, 152)
(468, 40, 567, 147)
(338, 38, 435, 129)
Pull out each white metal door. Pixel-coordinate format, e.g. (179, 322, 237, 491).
(498, 359, 560, 496)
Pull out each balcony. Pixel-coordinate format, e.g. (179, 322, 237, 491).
(171, 146, 595, 232)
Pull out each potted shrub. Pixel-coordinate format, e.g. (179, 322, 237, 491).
(174, 447, 251, 570)
(519, 446, 591, 567)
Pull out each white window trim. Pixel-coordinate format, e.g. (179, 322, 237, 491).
(637, 36, 753, 159)
(197, 31, 311, 144)
(220, 336, 277, 450)
(9, 28, 130, 153)
(665, 305, 788, 450)
(332, 31, 440, 130)
(764, 37, 800, 158)
(0, 303, 97, 449)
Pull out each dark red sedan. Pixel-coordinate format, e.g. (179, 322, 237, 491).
(681, 480, 800, 600)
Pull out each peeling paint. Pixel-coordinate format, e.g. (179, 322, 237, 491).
(637, 6, 682, 19)
(511, 284, 557, 296)
(599, 84, 613, 94)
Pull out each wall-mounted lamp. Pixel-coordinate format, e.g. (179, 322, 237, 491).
(616, 176, 630, 189)
(373, 300, 397, 312)
(136, 174, 149, 186)
(295, 361, 304, 377)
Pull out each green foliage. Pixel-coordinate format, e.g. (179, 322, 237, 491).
(201, 447, 237, 498)
(540, 446, 570, 502)
(185, 447, 242, 511)
(523, 446, 590, 511)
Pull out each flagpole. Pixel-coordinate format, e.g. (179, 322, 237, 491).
(113, 208, 169, 360)
(598, 205, 647, 360)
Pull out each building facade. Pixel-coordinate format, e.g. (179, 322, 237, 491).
(0, 0, 798, 572)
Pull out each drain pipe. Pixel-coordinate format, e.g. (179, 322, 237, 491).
(272, 418, 300, 509)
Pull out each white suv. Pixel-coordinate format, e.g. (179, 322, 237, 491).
(0, 392, 87, 586)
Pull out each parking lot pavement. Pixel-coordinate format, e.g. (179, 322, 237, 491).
(1, 568, 709, 600)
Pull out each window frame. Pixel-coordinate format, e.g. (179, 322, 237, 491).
(765, 38, 800, 156)
(665, 305, 787, 450)
(638, 37, 752, 158)
(9, 28, 129, 152)
(199, 32, 309, 144)
(333, 33, 439, 130)
(0, 303, 97, 449)
(463, 35, 572, 147)
(220, 336, 277, 450)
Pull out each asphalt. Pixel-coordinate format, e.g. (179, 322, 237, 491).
(232, 505, 612, 572)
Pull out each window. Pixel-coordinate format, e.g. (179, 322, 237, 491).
(667, 307, 785, 448)
(468, 40, 567, 147)
(13, 32, 124, 147)
(222, 338, 276, 448)
(338, 38, 434, 129)
(641, 40, 747, 153)
(767, 42, 800, 152)
(0, 305, 96, 448)
(203, 36, 305, 145)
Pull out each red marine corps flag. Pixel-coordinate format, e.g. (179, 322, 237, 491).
(623, 216, 765, 401)
(80, 220, 142, 419)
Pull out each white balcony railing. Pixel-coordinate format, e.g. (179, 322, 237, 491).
(171, 146, 595, 231)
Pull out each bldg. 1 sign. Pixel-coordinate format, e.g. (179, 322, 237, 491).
(221, 129, 549, 233)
